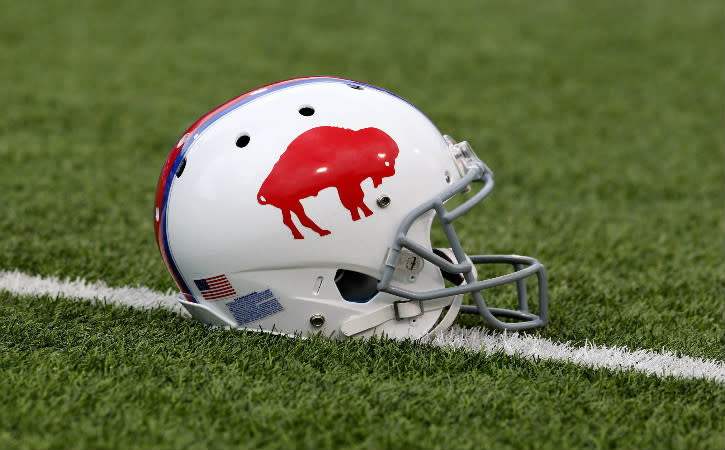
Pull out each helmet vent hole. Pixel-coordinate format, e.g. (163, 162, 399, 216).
(348, 84, 364, 90)
(236, 134, 250, 148)
(175, 158, 187, 178)
(299, 106, 315, 116)
(334, 269, 378, 303)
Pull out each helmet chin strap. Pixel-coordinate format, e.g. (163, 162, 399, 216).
(339, 295, 453, 337)
(339, 248, 477, 338)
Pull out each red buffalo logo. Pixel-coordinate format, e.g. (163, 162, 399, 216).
(257, 126, 399, 239)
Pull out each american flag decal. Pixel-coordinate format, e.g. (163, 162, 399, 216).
(193, 274, 236, 300)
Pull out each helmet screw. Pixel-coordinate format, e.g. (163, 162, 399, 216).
(310, 314, 325, 328)
(376, 195, 391, 208)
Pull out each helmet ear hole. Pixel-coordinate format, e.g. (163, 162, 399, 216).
(334, 269, 378, 303)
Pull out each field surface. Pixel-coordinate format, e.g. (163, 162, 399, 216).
(1, 0, 723, 449)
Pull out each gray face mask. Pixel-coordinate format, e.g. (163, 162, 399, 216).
(376, 137, 549, 332)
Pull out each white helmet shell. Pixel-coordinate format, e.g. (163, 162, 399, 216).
(154, 77, 548, 339)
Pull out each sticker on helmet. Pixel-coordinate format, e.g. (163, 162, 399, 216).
(194, 274, 237, 300)
(226, 289, 284, 326)
(257, 126, 399, 239)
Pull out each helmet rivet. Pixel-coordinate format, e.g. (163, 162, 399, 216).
(310, 314, 325, 327)
(376, 195, 391, 208)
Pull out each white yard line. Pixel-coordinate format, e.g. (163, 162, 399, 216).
(1, 269, 723, 383)
(425, 326, 725, 383)
(0, 269, 187, 316)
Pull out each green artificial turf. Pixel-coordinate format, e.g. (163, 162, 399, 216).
(1, 0, 723, 448)
(1, 291, 723, 450)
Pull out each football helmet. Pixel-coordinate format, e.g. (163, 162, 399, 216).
(154, 76, 548, 339)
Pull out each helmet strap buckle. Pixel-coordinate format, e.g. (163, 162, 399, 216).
(393, 300, 424, 321)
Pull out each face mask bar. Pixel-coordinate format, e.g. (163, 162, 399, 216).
(376, 139, 548, 331)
